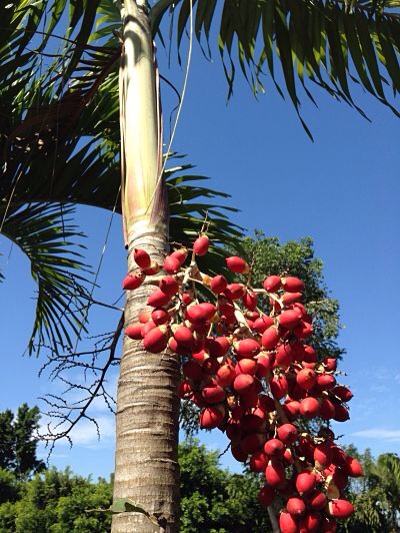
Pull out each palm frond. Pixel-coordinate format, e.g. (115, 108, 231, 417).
(153, 0, 400, 136)
(1, 203, 91, 355)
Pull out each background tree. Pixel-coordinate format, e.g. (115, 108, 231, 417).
(0, 404, 45, 480)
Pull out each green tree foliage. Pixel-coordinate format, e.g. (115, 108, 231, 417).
(0, 404, 45, 480)
(0, 468, 112, 533)
(179, 439, 271, 533)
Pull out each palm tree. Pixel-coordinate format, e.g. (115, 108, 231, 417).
(1, 1, 399, 531)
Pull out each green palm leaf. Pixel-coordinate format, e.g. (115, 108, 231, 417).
(154, 0, 400, 135)
(1, 203, 90, 355)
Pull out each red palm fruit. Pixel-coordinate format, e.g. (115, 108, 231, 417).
(275, 343, 294, 367)
(122, 270, 145, 290)
(282, 276, 305, 292)
(263, 275, 281, 292)
(151, 308, 170, 326)
(279, 511, 298, 533)
(226, 255, 249, 273)
(282, 291, 303, 305)
(296, 368, 317, 390)
(163, 254, 181, 274)
(147, 289, 171, 308)
(241, 413, 266, 433)
(257, 485, 276, 507)
(138, 310, 151, 323)
(250, 450, 269, 473)
(202, 385, 226, 404)
(283, 448, 294, 466)
(133, 248, 151, 269)
(125, 322, 143, 340)
(181, 291, 193, 305)
(320, 517, 337, 533)
(314, 443, 333, 469)
(172, 325, 194, 347)
(233, 373, 255, 394)
(332, 403, 350, 422)
(216, 364, 236, 387)
(159, 275, 179, 296)
(320, 398, 335, 420)
(331, 467, 349, 491)
(207, 336, 230, 357)
(261, 326, 280, 350)
(282, 401, 300, 421)
(293, 321, 313, 339)
(295, 472, 317, 494)
(330, 446, 347, 466)
(235, 358, 257, 376)
(178, 380, 192, 399)
(168, 337, 189, 355)
(186, 302, 217, 323)
(265, 460, 286, 487)
(298, 512, 320, 533)
(278, 309, 302, 329)
(328, 499, 354, 518)
(253, 315, 274, 333)
(297, 436, 316, 463)
(226, 421, 242, 442)
(301, 345, 317, 363)
(239, 390, 259, 409)
(300, 397, 320, 418)
(307, 490, 327, 511)
(345, 456, 363, 477)
(231, 444, 248, 462)
(193, 234, 210, 255)
(202, 358, 220, 375)
(277, 423, 298, 444)
(183, 360, 205, 381)
(242, 289, 258, 311)
(332, 386, 353, 402)
(210, 274, 228, 294)
(255, 354, 272, 377)
(270, 374, 288, 400)
(317, 373, 336, 390)
(318, 427, 335, 441)
(323, 357, 337, 371)
(192, 349, 208, 364)
(235, 338, 261, 359)
(240, 433, 266, 454)
(170, 247, 188, 265)
(264, 438, 285, 459)
(258, 394, 276, 413)
(143, 326, 168, 353)
(141, 320, 157, 337)
(224, 283, 245, 300)
(286, 496, 306, 517)
(199, 405, 225, 429)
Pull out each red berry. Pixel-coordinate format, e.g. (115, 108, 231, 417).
(163, 254, 181, 274)
(328, 499, 354, 518)
(265, 460, 285, 487)
(286, 496, 306, 516)
(125, 322, 143, 339)
(345, 456, 363, 477)
(277, 423, 298, 444)
(300, 397, 320, 418)
(257, 485, 275, 507)
(233, 374, 255, 394)
(295, 471, 316, 494)
(226, 256, 249, 273)
(159, 275, 179, 295)
(278, 309, 302, 329)
(261, 326, 280, 350)
(133, 248, 151, 269)
(282, 276, 304, 292)
(143, 326, 168, 353)
(210, 274, 228, 294)
(279, 511, 298, 533)
(235, 338, 261, 359)
(263, 275, 281, 292)
(122, 271, 145, 290)
(296, 368, 317, 390)
(147, 289, 171, 308)
(193, 235, 210, 255)
(199, 406, 225, 429)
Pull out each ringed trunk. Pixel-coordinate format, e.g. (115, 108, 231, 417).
(112, 2, 180, 531)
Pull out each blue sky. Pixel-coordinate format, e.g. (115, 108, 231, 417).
(1, 24, 399, 480)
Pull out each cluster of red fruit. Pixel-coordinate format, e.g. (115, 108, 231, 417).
(123, 235, 362, 533)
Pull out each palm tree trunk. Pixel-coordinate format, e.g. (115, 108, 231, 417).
(112, 2, 180, 531)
